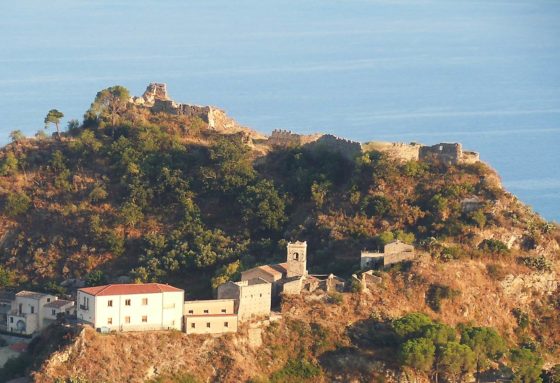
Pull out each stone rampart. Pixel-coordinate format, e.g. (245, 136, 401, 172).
(361, 141, 421, 161)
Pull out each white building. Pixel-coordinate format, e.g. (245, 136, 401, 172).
(77, 283, 184, 332)
(7, 291, 58, 335)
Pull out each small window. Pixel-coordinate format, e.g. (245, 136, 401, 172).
(10, 317, 13, 323)
(206, 322, 210, 328)
(191, 323, 196, 328)
(108, 317, 112, 325)
(52, 309, 56, 316)
(31, 306, 34, 314)
(221, 309, 226, 313)
(260, 293, 262, 297)
(142, 298, 148, 305)
(125, 316, 130, 324)
(224, 322, 229, 327)
(171, 320, 175, 326)
(203, 309, 209, 314)
(188, 310, 193, 314)
(125, 299, 131, 306)
(47, 298, 51, 302)
(108, 300, 113, 307)
(142, 315, 147, 323)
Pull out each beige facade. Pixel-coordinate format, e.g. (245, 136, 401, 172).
(77, 283, 184, 332)
(183, 299, 237, 335)
(217, 279, 271, 322)
(360, 251, 384, 269)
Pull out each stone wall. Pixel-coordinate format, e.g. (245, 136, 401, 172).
(361, 141, 421, 161)
(267, 129, 322, 148)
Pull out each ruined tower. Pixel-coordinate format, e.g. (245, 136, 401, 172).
(286, 241, 307, 278)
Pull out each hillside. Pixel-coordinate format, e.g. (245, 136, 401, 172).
(0, 84, 559, 382)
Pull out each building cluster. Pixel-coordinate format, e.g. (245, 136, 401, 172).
(0, 291, 74, 335)
(1, 240, 415, 337)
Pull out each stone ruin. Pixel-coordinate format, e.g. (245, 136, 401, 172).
(267, 130, 362, 160)
(419, 143, 480, 165)
(130, 83, 252, 135)
(362, 141, 480, 165)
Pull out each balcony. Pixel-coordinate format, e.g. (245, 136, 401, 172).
(79, 304, 89, 310)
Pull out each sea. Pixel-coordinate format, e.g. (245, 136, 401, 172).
(1, 0, 559, 221)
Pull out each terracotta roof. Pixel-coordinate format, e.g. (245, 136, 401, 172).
(44, 299, 74, 309)
(79, 283, 183, 297)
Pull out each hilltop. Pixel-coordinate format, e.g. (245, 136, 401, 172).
(0, 83, 559, 382)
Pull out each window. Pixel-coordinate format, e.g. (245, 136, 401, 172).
(203, 309, 209, 314)
(10, 317, 13, 323)
(47, 298, 51, 302)
(188, 310, 193, 314)
(206, 322, 211, 328)
(125, 299, 131, 306)
(224, 322, 229, 327)
(30, 306, 34, 314)
(221, 309, 226, 313)
(125, 316, 130, 324)
(52, 309, 56, 316)
(107, 317, 112, 325)
(142, 315, 147, 323)
(191, 323, 196, 328)
(171, 320, 175, 326)
(142, 298, 148, 305)
(108, 300, 113, 307)
(259, 293, 262, 297)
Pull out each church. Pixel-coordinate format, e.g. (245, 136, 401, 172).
(240, 241, 309, 298)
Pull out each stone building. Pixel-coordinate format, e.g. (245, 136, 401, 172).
(240, 241, 308, 298)
(183, 299, 238, 335)
(77, 283, 184, 332)
(360, 240, 415, 269)
(217, 278, 272, 322)
(419, 143, 480, 165)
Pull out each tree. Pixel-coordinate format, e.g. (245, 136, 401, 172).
(401, 337, 436, 375)
(9, 130, 25, 143)
(510, 348, 543, 383)
(460, 326, 507, 382)
(211, 260, 241, 289)
(440, 342, 476, 383)
(119, 201, 144, 237)
(4, 192, 31, 217)
(89, 85, 130, 135)
(0, 152, 18, 176)
(44, 109, 64, 138)
(393, 312, 433, 340)
(85, 270, 106, 287)
(238, 179, 286, 233)
(0, 266, 14, 287)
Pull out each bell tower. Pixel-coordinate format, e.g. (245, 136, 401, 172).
(286, 241, 307, 278)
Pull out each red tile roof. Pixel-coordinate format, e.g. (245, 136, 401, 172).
(79, 283, 183, 297)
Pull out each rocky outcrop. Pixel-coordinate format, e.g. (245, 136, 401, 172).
(500, 272, 558, 305)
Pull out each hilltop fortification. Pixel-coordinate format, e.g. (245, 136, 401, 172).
(130, 83, 266, 139)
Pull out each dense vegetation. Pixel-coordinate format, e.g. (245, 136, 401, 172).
(0, 85, 558, 382)
(2, 85, 552, 297)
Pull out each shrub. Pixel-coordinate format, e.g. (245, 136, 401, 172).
(478, 239, 509, 255)
(518, 256, 552, 273)
(270, 358, 322, 382)
(426, 284, 460, 312)
(0, 152, 18, 176)
(4, 192, 31, 217)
